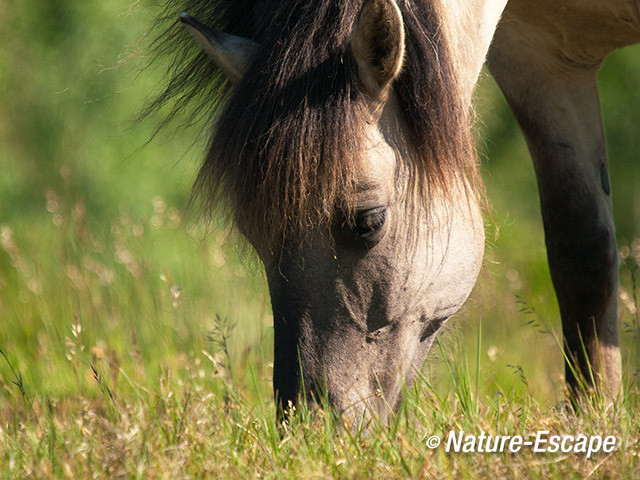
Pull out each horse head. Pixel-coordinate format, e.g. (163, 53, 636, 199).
(177, 0, 485, 421)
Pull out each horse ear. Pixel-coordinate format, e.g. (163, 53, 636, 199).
(179, 12, 259, 83)
(350, 0, 405, 98)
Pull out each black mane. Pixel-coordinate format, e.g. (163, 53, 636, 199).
(145, 0, 476, 243)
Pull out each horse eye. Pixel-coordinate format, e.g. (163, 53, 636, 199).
(354, 207, 387, 239)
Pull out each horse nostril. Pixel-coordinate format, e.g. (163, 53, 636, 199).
(419, 316, 448, 342)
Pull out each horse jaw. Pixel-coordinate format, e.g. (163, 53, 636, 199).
(179, 12, 259, 83)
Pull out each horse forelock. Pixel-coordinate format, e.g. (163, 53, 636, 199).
(146, 0, 478, 244)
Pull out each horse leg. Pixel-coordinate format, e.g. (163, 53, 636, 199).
(488, 13, 625, 399)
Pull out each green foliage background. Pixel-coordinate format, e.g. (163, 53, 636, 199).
(0, 1, 639, 469)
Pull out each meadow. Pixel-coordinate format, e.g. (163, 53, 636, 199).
(1, 1, 639, 478)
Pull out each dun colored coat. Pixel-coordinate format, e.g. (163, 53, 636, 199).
(147, 0, 640, 420)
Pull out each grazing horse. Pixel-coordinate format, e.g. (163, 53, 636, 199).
(149, 0, 637, 418)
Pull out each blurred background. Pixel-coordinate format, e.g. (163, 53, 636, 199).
(1, 0, 638, 406)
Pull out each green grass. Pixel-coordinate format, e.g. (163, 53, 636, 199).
(1, 1, 640, 477)
(1, 163, 639, 478)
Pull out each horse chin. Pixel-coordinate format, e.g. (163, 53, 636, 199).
(270, 297, 459, 423)
(294, 319, 444, 427)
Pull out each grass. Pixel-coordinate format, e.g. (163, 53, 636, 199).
(1, 1, 640, 477)
(2, 354, 639, 478)
(0, 167, 639, 478)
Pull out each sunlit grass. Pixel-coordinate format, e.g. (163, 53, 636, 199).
(1, 171, 639, 478)
(1, 1, 639, 477)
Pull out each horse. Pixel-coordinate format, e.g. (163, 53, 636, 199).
(147, 0, 639, 419)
